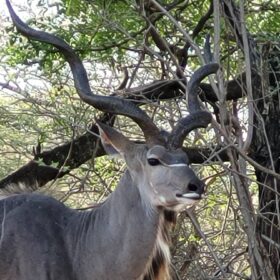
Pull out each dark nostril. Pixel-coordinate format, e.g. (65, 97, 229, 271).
(187, 180, 205, 194)
(188, 183, 198, 192)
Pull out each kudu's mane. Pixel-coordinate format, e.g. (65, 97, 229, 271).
(143, 210, 176, 280)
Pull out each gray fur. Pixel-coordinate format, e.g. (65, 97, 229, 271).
(0, 126, 204, 280)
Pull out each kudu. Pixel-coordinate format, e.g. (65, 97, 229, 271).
(1, 1, 218, 279)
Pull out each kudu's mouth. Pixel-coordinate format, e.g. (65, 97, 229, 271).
(164, 192, 203, 212)
(176, 192, 202, 200)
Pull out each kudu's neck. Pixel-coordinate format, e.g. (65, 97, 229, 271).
(67, 171, 173, 280)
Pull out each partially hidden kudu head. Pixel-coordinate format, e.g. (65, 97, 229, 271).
(6, 0, 219, 212)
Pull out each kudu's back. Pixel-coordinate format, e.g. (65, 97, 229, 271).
(0, 194, 76, 280)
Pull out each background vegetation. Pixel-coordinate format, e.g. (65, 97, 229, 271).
(0, 0, 280, 279)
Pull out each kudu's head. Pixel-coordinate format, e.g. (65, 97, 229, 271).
(99, 126, 205, 211)
(6, 0, 218, 212)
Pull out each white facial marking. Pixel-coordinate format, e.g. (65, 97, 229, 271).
(166, 163, 188, 167)
(159, 196, 166, 204)
(149, 181, 159, 195)
(181, 193, 201, 199)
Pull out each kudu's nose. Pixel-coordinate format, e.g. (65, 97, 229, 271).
(187, 179, 205, 195)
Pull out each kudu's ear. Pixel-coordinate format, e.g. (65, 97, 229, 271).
(97, 122, 132, 156)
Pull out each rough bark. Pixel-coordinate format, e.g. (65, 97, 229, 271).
(250, 45, 280, 278)
(221, 0, 280, 278)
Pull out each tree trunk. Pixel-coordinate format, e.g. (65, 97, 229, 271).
(250, 45, 280, 279)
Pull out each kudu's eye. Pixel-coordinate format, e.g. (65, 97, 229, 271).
(147, 158, 161, 166)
